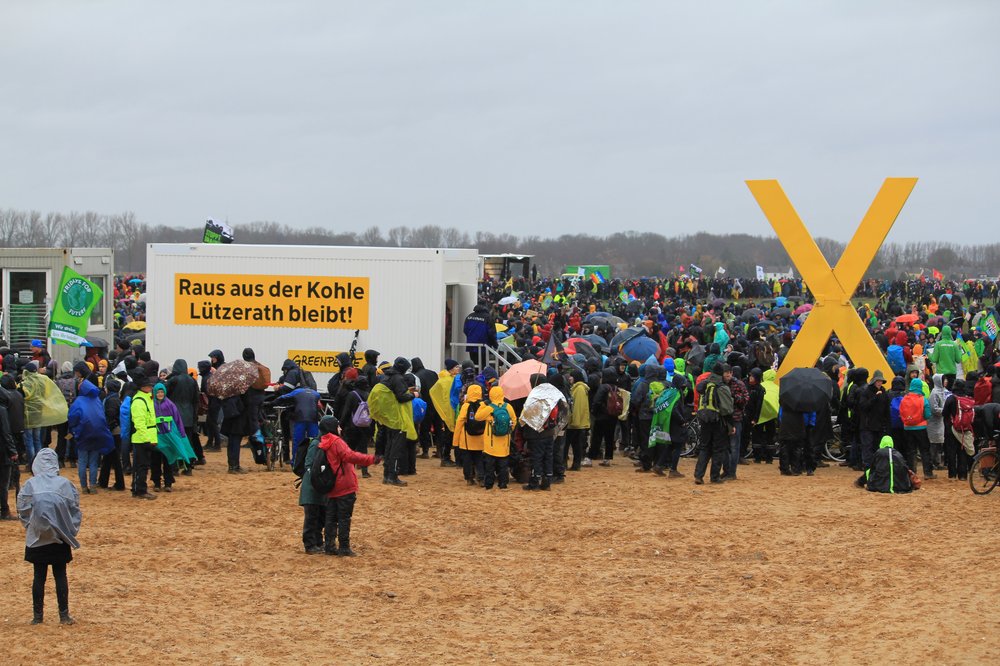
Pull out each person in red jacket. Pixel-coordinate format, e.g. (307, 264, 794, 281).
(318, 416, 379, 556)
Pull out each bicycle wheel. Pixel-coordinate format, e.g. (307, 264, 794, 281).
(824, 422, 845, 462)
(968, 448, 999, 495)
(682, 420, 700, 457)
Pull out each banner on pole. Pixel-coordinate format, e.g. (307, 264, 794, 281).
(48, 267, 103, 346)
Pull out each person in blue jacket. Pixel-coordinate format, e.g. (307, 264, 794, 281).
(67, 380, 115, 494)
(463, 303, 497, 367)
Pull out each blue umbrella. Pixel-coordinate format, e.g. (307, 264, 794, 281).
(582, 333, 610, 352)
(584, 312, 613, 321)
(775, 296, 787, 307)
(621, 336, 658, 362)
(128, 278, 143, 285)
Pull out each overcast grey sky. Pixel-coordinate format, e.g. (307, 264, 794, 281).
(2, 1, 997, 243)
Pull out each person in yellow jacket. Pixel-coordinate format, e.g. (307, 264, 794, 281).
(474, 386, 516, 490)
(129, 377, 159, 500)
(453, 384, 485, 486)
(565, 371, 590, 471)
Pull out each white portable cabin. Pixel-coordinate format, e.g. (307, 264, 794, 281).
(0, 248, 115, 365)
(146, 243, 480, 388)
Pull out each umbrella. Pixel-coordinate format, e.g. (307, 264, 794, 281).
(794, 304, 813, 315)
(895, 314, 919, 324)
(772, 307, 792, 318)
(739, 308, 762, 322)
(498, 296, 518, 306)
(582, 333, 610, 352)
(123, 321, 146, 331)
(611, 327, 644, 349)
(711, 298, 726, 309)
(778, 367, 833, 412)
(206, 360, 260, 399)
(565, 338, 600, 361)
(927, 326, 940, 336)
(498, 360, 546, 401)
(128, 278, 143, 285)
(775, 296, 788, 307)
(753, 320, 777, 330)
(621, 336, 658, 362)
(685, 344, 706, 373)
(82, 336, 109, 348)
(585, 312, 613, 321)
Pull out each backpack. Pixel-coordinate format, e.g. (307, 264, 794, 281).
(605, 385, 624, 417)
(889, 395, 904, 429)
(310, 448, 338, 495)
(350, 392, 372, 428)
(886, 346, 906, 374)
(951, 395, 975, 433)
(697, 383, 720, 423)
(197, 392, 209, 416)
(490, 403, 512, 436)
(464, 400, 486, 436)
(899, 393, 925, 427)
(752, 341, 774, 369)
(542, 403, 561, 430)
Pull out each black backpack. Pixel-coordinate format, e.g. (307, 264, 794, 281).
(464, 400, 486, 436)
(309, 448, 339, 495)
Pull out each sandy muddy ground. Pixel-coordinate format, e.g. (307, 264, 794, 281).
(1, 450, 997, 665)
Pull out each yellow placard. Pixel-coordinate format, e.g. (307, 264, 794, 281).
(175, 274, 369, 329)
(289, 350, 366, 373)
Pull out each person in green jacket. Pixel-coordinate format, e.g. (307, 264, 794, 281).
(929, 325, 962, 382)
(129, 376, 158, 500)
(298, 436, 325, 554)
(565, 371, 590, 471)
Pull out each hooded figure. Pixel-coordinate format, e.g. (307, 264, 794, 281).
(929, 325, 961, 377)
(861, 435, 913, 493)
(928, 373, 949, 445)
(18, 447, 81, 623)
(361, 350, 380, 389)
(166, 359, 200, 440)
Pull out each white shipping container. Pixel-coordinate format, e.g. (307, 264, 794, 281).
(146, 244, 479, 388)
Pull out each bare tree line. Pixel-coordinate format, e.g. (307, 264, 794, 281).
(1, 206, 998, 278)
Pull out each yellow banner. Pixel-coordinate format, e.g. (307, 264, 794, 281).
(175, 274, 369, 329)
(289, 350, 366, 373)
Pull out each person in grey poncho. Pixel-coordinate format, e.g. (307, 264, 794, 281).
(17, 448, 81, 625)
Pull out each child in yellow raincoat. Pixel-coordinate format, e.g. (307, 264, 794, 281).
(453, 385, 485, 485)
(475, 386, 516, 490)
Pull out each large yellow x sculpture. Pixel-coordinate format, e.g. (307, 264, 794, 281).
(746, 178, 918, 379)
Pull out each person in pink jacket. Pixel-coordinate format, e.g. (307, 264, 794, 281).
(317, 416, 379, 556)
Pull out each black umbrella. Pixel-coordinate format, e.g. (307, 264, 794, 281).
(582, 334, 610, 352)
(84, 335, 110, 348)
(779, 367, 833, 412)
(685, 343, 706, 374)
(772, 307, 792, 318)
(610, 327, 644, 349)
(740, 308, 762, 322)
(711, 298, 726, 309)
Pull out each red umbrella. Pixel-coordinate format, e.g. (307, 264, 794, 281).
(895, 314, 919, 325)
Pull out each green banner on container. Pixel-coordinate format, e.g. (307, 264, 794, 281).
(48, 267, 103, 346)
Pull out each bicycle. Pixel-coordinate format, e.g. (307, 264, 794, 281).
(824, 419, 845, 462)
(260, 405, 288, 472)
(969, 443, 999, 496)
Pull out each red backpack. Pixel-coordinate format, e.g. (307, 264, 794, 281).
(951, 395, 975, 433)
(899, 393, 926, 427)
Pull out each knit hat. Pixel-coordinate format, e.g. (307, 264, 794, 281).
(343, 367, 359, 382)
(444, 359, 459, 371)
(319, 416, 339, 435)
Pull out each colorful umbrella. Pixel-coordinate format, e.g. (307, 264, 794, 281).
(895, 314, 919, 324)
(794, 304, 813, 315)
(206, 360, 259, 399)
(498, 360, 546, 401)
(123, 321, 146, 331)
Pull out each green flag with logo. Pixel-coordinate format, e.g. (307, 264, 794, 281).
(48, 267, 103, 346)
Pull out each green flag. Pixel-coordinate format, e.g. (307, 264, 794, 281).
(48, 267, 103, 346)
